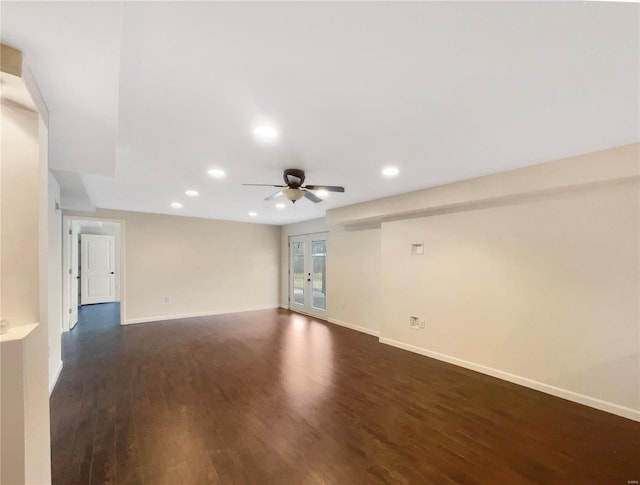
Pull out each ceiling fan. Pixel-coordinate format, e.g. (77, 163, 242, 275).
(242, 168, 345, 203)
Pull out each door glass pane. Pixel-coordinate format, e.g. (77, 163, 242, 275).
(311, 240, 326, 310)
(292, 241, 305, 305)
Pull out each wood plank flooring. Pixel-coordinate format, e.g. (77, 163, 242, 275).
(50, 304, 640, 484)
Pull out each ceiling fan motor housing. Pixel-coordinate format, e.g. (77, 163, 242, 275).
(283, 168, 306, 188)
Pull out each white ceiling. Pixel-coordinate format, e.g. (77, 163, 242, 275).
(2, 2, 638, 225)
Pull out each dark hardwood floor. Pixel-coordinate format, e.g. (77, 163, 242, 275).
(51, 305, 639, 485)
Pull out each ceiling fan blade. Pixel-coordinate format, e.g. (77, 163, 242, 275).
(265, 191, 284, 201)
(303, 185, 345, 193)
(242, 184, 287, 187)
(303, 190, 322, 203)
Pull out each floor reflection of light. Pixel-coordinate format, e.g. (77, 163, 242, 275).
(281, 318, 334, 415)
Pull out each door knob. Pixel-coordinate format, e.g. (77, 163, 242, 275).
(307, 278, 311, 282)
(110, 272, 115, 274)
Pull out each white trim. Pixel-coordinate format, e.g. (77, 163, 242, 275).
(279, 304, 289, 310)
(49, 360, 63, 396)
(124, 305, 280, 325)
(328, 318, 380, 337)
(379, 337, 640, 422)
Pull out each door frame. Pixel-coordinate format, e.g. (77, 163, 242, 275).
(62, 215, 126, 330)
(288, 231, 328, 319)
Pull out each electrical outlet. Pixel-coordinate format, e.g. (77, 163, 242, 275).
(409, 316, 425, 329)
(164, 296, 170, 304)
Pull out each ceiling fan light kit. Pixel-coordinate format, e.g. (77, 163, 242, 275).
(284, 188, 305, 202)
(243, 168, 345, 204)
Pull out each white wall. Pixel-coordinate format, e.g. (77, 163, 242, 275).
(0, 338, 26, 484)
(328, 223, 382, 335)
(48, 172, 63, 393)
(380, 181, 639, 418)
(66, 209, 281, 324)
(1, 102, 40, 326)
(0, 95, 52, 485)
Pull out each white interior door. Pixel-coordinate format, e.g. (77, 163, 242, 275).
(289, 233, 328, 319)
(70, 225, 79, 327)
(80, 234, 116, 305)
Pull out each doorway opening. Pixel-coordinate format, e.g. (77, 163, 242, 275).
(62, 217, 125, 331)
(288, 232, 328, 319)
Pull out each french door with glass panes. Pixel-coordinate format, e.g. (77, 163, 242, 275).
(289, 233, 328, 319)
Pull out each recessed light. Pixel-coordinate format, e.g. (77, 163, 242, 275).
(170, 202, 183, 209)
(252, 125, 279, 141)
(275, 203, 286, 209)
(381, 166, 399, 177)
(248, 211, 258, 217)
(315, 189, 329, 199)
(208, 168, 226, 178)
(185, 190, 199, 197)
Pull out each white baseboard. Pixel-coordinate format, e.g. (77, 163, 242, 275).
(124, 305, 280, 325)
(328, 318, 380, 337)
(279, 304, 289, 310)
(379, 337, 640, 422)
(49, 360, 63, 396)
